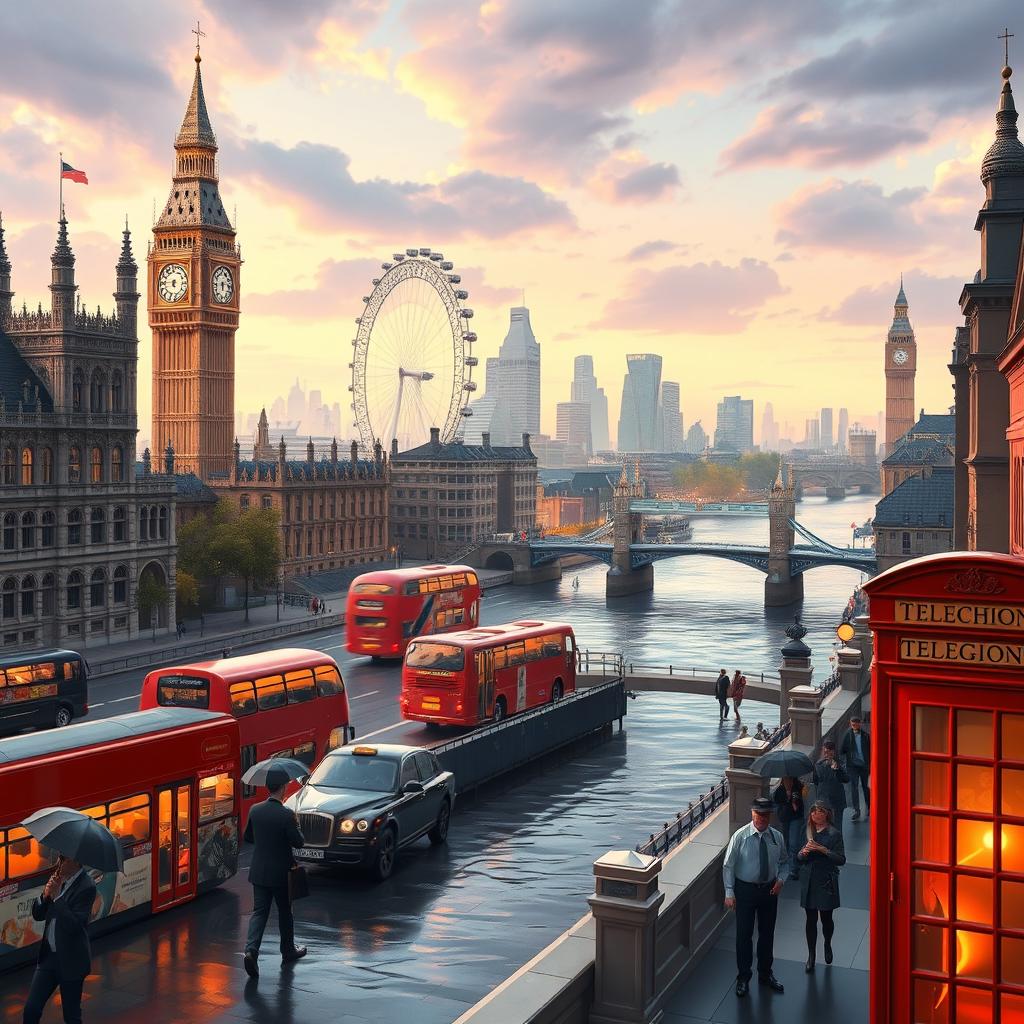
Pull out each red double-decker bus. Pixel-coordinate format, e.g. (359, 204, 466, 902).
(0, 708, 239, 973)
(346, 565, 482, 659)
(140, 649, 352, 825)
(400, 620, 577, 726)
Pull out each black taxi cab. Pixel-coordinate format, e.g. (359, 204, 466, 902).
(287, 743, 454, 880)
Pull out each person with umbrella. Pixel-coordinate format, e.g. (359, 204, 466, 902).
(20, 807, 123, 1024)
(750, 748, 814, 883)
(242, 758, 309, 980)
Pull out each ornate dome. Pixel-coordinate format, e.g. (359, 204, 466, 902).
(981, 67, 1024, 185)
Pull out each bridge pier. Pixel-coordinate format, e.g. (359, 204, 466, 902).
(606, 562, 654, 598)
(765, 572, 803, 606)
(825, 485, 846, 500)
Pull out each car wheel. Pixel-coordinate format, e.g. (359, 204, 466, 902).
(492, 697, 507, 723)
(54, 705, 73, 728)
(428, 800, 451, 846)
(551, 680, 564, 702)
(372, 827, 396, 881)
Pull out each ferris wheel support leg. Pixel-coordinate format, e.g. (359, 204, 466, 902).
(387, 374, 406, 450)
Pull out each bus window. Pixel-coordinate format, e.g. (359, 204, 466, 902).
(176, 787, 190, 886)
(467, 572, 478, 587)
(353, 583, 393, 595)
(451, 572, 467, 587)
(314, 665, 344, 697)
(494, 646, 508, 671)
(255, 674, 286, 710)
(507, 642, 526, 667)
(327, 727, 346, 752)
(542, 634, 563, 657)
(355, 615, 388, 627)
(565, 634, 575, 652)
(5, 665, 33, 686)
(157, 790, 172, 893)
(157, 675, 209, 709)
(32, 662, 57, 682)
(108, 795, 151, 843)
(199, 773, 235, 822)
(427, 577, 441, 593)
(439, 575, 453, 590)
(6, 827, 51, 879)
(403, 581, 419, 596)
(285, 669, 316, 704)
(275, 741, 316, 768)
(525, 637, 544, 662)
(406, 642, 465, 672)
(229, 681, 257, 717)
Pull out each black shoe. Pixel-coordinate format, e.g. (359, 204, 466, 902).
(736, 979, 749, 998)
(851, 810, 861, 821)
(759, 974, 785, 993)
(805, 957, 815, 973)
(282, 946, 307, 964)
(824, 940, 833, 965)
(243, 952, 259, 979)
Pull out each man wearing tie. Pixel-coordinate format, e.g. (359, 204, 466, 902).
(723, 796, 788, 998)
(840, 716, 871, 820)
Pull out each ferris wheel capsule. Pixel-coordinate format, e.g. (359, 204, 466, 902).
(418, 247, 431, 256)
(429, 253, 443, 261)
(448, 274, 461, 284)
(405, 248, 418, 257)
(440, 261, 453, 271)
(393, 254, 405, 261)
(455, 289, 469, 300)
(460, 309, 474, 318)
(463, 332, 477, 342)
(381, 262, 393, 270)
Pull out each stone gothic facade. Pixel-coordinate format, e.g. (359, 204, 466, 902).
(0, 214, 176, 651)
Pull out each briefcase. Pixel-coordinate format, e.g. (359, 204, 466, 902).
(288, 865, 310, 901)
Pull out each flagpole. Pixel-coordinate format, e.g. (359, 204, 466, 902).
(58, 151, 63, 221)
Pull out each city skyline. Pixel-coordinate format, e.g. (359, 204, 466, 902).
(0, 2, 1012, 443)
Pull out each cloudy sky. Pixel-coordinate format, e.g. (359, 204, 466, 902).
(1, 0, 1019, 447)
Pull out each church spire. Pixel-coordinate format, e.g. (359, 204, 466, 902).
(981, 60, 1024, 186)
(895, 273, 907, 308)
(49, 210, 77, 323)
(0, 212, 12, 321)
(116, 217, 137, 275)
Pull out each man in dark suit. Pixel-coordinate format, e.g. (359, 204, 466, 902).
(243, 770, 306, 979)
(813, 740, 850, 838)
(23, 855, 96, 1024)
(714, 670, 730, 721)
(840, 716, 871, 820)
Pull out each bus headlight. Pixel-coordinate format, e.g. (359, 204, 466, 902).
(356, 819, 369, 832)
(339, 819, 355, 834)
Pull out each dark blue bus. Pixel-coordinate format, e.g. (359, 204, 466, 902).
(0, 649, 88, 733)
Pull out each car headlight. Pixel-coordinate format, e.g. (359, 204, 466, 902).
(356, 819, 369, 832)
(339, 818, 355, 834)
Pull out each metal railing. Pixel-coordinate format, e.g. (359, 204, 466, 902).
(637, 778, 729, 857)
(579, 650, 780, 685)
(817, 667, 842, 699)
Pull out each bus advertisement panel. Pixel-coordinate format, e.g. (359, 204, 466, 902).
(346, 565, 481, 659)
(140, 649, 352, 825)
(400, 620, 577, 726)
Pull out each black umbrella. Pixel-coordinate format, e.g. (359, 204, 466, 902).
(22, 807, 124, 873)
(750, 749, 814, 779)
(241, 756, 310, 789)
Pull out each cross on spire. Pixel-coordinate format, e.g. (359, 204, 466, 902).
(1000, 27, 1014, 68)
(192, 19, 206, 59)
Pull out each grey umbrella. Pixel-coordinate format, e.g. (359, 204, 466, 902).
(750, 749, 814, 779)
(22, 807, 124, 873)
(241, 756, 311, 789)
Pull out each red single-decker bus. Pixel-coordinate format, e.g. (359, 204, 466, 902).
(346, 565, 481, 659)
(400, 619, 577, 726)
(140, 649, 352, 825)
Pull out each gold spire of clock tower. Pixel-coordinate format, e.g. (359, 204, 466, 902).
(884, 278, 916, 454)
(149, 40, 241, 481)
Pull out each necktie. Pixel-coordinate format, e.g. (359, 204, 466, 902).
(758, 832, 770, 883)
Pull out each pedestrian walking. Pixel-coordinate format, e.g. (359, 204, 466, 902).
(730, 670, 747, 720)
(714, 669, 730, 721)
(242, 769, 307, 979)
(812, 740, 849, 838)
(22, 855, 96, 1024)
(797, 800, 847, 972)
(773, 776, 806, 880)
(840, 716, 871, 820)
(723, 795, 787, 998)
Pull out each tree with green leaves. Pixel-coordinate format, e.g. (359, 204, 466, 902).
(136, 571, 169, 635)
(175, 570, 200, 616)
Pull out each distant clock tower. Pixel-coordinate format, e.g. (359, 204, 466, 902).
(884, 280, 916, 453)
(150, 43, 240, 480)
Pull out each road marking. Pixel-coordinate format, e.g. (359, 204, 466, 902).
(356, 720, 408, 740)
(321, 644, 347, 652)
(350, 691, 380, 700)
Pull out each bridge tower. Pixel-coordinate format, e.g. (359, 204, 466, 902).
(765, 465, 804, 606)
(607, 464, 654, 597)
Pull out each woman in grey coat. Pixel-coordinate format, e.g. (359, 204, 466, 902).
(797, 800, 846, 972)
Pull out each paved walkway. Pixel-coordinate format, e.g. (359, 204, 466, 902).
(663, 807, 870, 1023)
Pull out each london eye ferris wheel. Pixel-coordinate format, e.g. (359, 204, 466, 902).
(349, 248, 477, 453)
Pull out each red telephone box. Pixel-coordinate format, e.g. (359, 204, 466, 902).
(865, 552, 1024, 1023)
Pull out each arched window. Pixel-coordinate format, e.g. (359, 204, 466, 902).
(149, 506, 158, 539)
(139, 506, 149, 540)
(20, 512, 35, 549)
(20, 447, 32, 486)
(2, 447, 15, 485)
(113, 506, 126, 542)
(1, 578, 15, 618)
(90, 368, 106, 413)
(66, 571, 82, 610)
(20, 575, 35, 617)
(41, 511, 55, 547)
(240, 494, 250, 512)
(67, 508, 82, 546)
(111, 445, 124, 483)
(72, 369, 83, 412)
(113, 565, 128, 605)
(158, 506, 168, 539)
(41, 573, 55, 616)
(90, 446, 103, 484)
(2, 513, 14, 551)
(111, 371, 123, 411)
(41, 447, 53, 484)
(68, 447, 82, 484)
(89, 568, 105, 607)
(90, 507, 105, 544)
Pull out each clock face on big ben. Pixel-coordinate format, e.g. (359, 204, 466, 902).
(211, 266, 234, 304)
(893, 349, 909, 366)
(157, 263, 188, 303)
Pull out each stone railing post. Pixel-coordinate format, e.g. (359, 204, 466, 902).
(788, 685, 824, 751)
(777, 617, 813, 728)
(850, 613, 872, 667)
(837, 645, 863, 692)
(726, 737, 769, 836)
(589, 850, 664, 1024)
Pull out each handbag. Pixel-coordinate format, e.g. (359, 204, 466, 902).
(288, 865, 310, 901)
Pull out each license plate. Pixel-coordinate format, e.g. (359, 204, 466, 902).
(422, 697, 440, 710)
(298, 848, 324, 860)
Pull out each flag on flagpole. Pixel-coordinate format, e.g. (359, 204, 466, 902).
(60, 162, 88, 185)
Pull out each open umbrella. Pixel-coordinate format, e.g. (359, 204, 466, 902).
(750, 749, 814, 779)
(22, 807, 124, 873)
(241, 756, 310, 789)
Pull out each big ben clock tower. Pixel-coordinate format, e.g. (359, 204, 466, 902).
(150, 41, 240, 480)
(884, 279, 916, 454)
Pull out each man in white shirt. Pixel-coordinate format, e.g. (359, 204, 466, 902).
(723, 796, 788, 998)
